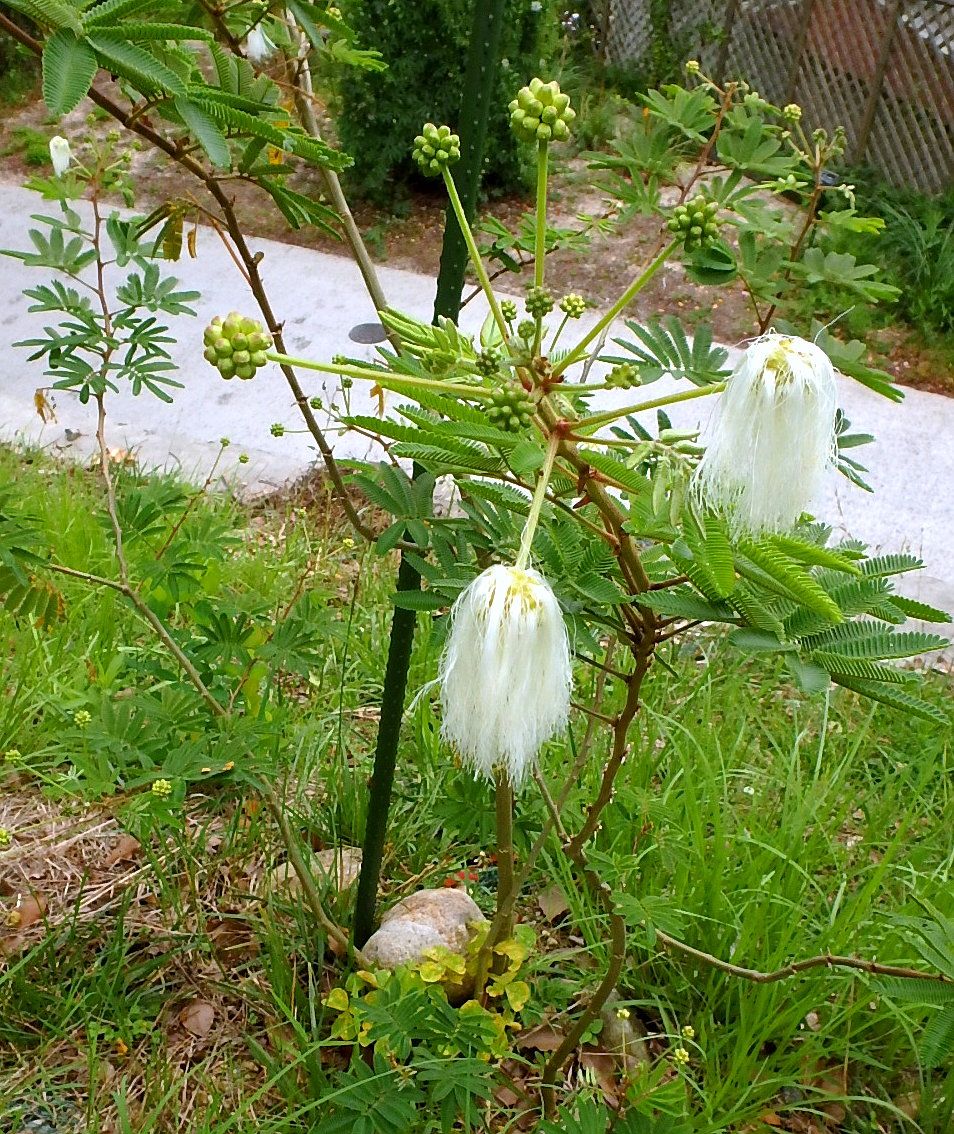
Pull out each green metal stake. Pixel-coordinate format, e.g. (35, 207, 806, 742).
(352, 0, 507, 948)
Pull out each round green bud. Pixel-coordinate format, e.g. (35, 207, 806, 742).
(203, 347, 218, 364)
(783, 103, 802, 122)
(230, 333, 248, 351)
(270, 422, 285, 437)
(525, 285, 554, 318)
(214, 338, 232, 358)
(605, 363, 639, 389)
(559, 293, 587, 318)
(250, 351, 268, 368)
(501, 299, 518, 322)
(236, 365, 255, 380)
(309, 395, 323, 410)
(412, 122, 461, 176)
(685, 59, 700, 75)
(476, 350, 501, 378)
(516, 319, 536, 340)
(510, 78, 574, 144)
(219, 359, 236, 379)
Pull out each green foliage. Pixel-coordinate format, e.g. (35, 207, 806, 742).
(334, 0, 561, 201)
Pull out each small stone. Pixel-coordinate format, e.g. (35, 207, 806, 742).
(363, 919, 448, 968)
(362, 888, 488, 996)
(267, 847, 362, 897)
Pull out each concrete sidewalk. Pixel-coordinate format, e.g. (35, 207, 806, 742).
(1, 182, 952, 630)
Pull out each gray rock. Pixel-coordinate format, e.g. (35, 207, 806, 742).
(363, 919, 448, 969)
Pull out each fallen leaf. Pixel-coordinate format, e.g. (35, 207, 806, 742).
(758, 1114, 783, 1128)
(179, 999, 215, 1038)
(6, 893, 47, 930)
(580, 1049, 620, 1107)
(516, 1023, 565, 1052)
(34, 389, 56, 423)
(537, 883, 569, 923)
(102, 834, 141, 867)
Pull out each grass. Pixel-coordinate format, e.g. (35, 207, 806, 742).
(0, 444, 951, 1132)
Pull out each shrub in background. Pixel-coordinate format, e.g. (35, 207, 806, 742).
(334, 0, 561, 201)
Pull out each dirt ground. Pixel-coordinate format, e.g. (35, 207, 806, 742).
(1, 83, 950, 395)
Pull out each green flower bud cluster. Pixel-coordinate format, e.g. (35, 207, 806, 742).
(783, 103, 802, 122)
(666, 195, 720, 250)
(500, 299, 518, 323)
(604, 363, 639, 389)
(685, 59, 700, 75)
(559, 293, 587, 318)
(525, 286, 554, 318)
(509, 78, 575, 144)
(515, 319, 536, 340)
(743, 91, 769, 111)
(270, 422, 285, 437)
(412, 123, 460, 177)
(487, 381, 534, 432)
(475, 350, 501, 378)
(203, 313, 272, 380)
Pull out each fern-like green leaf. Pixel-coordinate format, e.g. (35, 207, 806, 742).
(727, 581, 786, 636)
(83, 0, 157, 25)
(810, 652, 911, 685)
(5, 0, 82, 33)
(42, 29, 98, 115)
(0, 564, 66, 625)
(832, 676, 949, 724)
(801, 623, 949, 659)
(576, 447, 650, 496)
(392, 442, 504, 476)
(85, 31, 189, 97)
(784, 576, 891, 639)
(739, 539, 841, 623)
(885, 595, 953, 624)
(174, 98, 231, 168)
(702, 513, 735, 596)
(639, 588, 738, 623)
(769, 533, 862, 574)
(861, 553, 924, 578)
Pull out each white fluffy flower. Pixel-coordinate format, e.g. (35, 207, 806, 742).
(439, 564, 571, 787)
(245, 25, 275, 63)
(693, 333, 839, 535)
(49, 136, 71, 177)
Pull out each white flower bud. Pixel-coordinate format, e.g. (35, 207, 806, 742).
(693, 333, 839, 535)
(245, 25, 275, 64)
(49, 135, 71, 177)
(439, 564, 571, 787)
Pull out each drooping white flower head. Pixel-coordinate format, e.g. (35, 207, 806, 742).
(693, 333, 839, 536)
(49, 136, 71, 177)
(245, 25, 276, 64)
(439, 564, 572, 788)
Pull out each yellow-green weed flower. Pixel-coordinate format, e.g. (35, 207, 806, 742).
(412, 123, 461, 177)
(151, 778, 173, 798)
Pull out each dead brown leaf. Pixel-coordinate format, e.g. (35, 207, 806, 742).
(102, 834, 141, 868)
(579, 1049, 620, 1108)
(536, 883, 569, 923)
(6, 893, 47, 930)
(179, 999, 216, 1038)
(516, 1023, 565, 1052)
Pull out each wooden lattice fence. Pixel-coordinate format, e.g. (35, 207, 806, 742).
(591, 0, 954, 193)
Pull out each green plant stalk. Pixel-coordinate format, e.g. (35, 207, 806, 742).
(570, 379, 726, 434)
(263, 352, 491, 400)
(494, 768, 515, 941)
(533, 138, 549, 354)
(556, 239, 680, 374)
(515, 431, 561, 570)
(442, 167, 510, 340)
(353, 0, 507, 948)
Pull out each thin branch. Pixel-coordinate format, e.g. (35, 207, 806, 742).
(654, 929, 951, 985)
